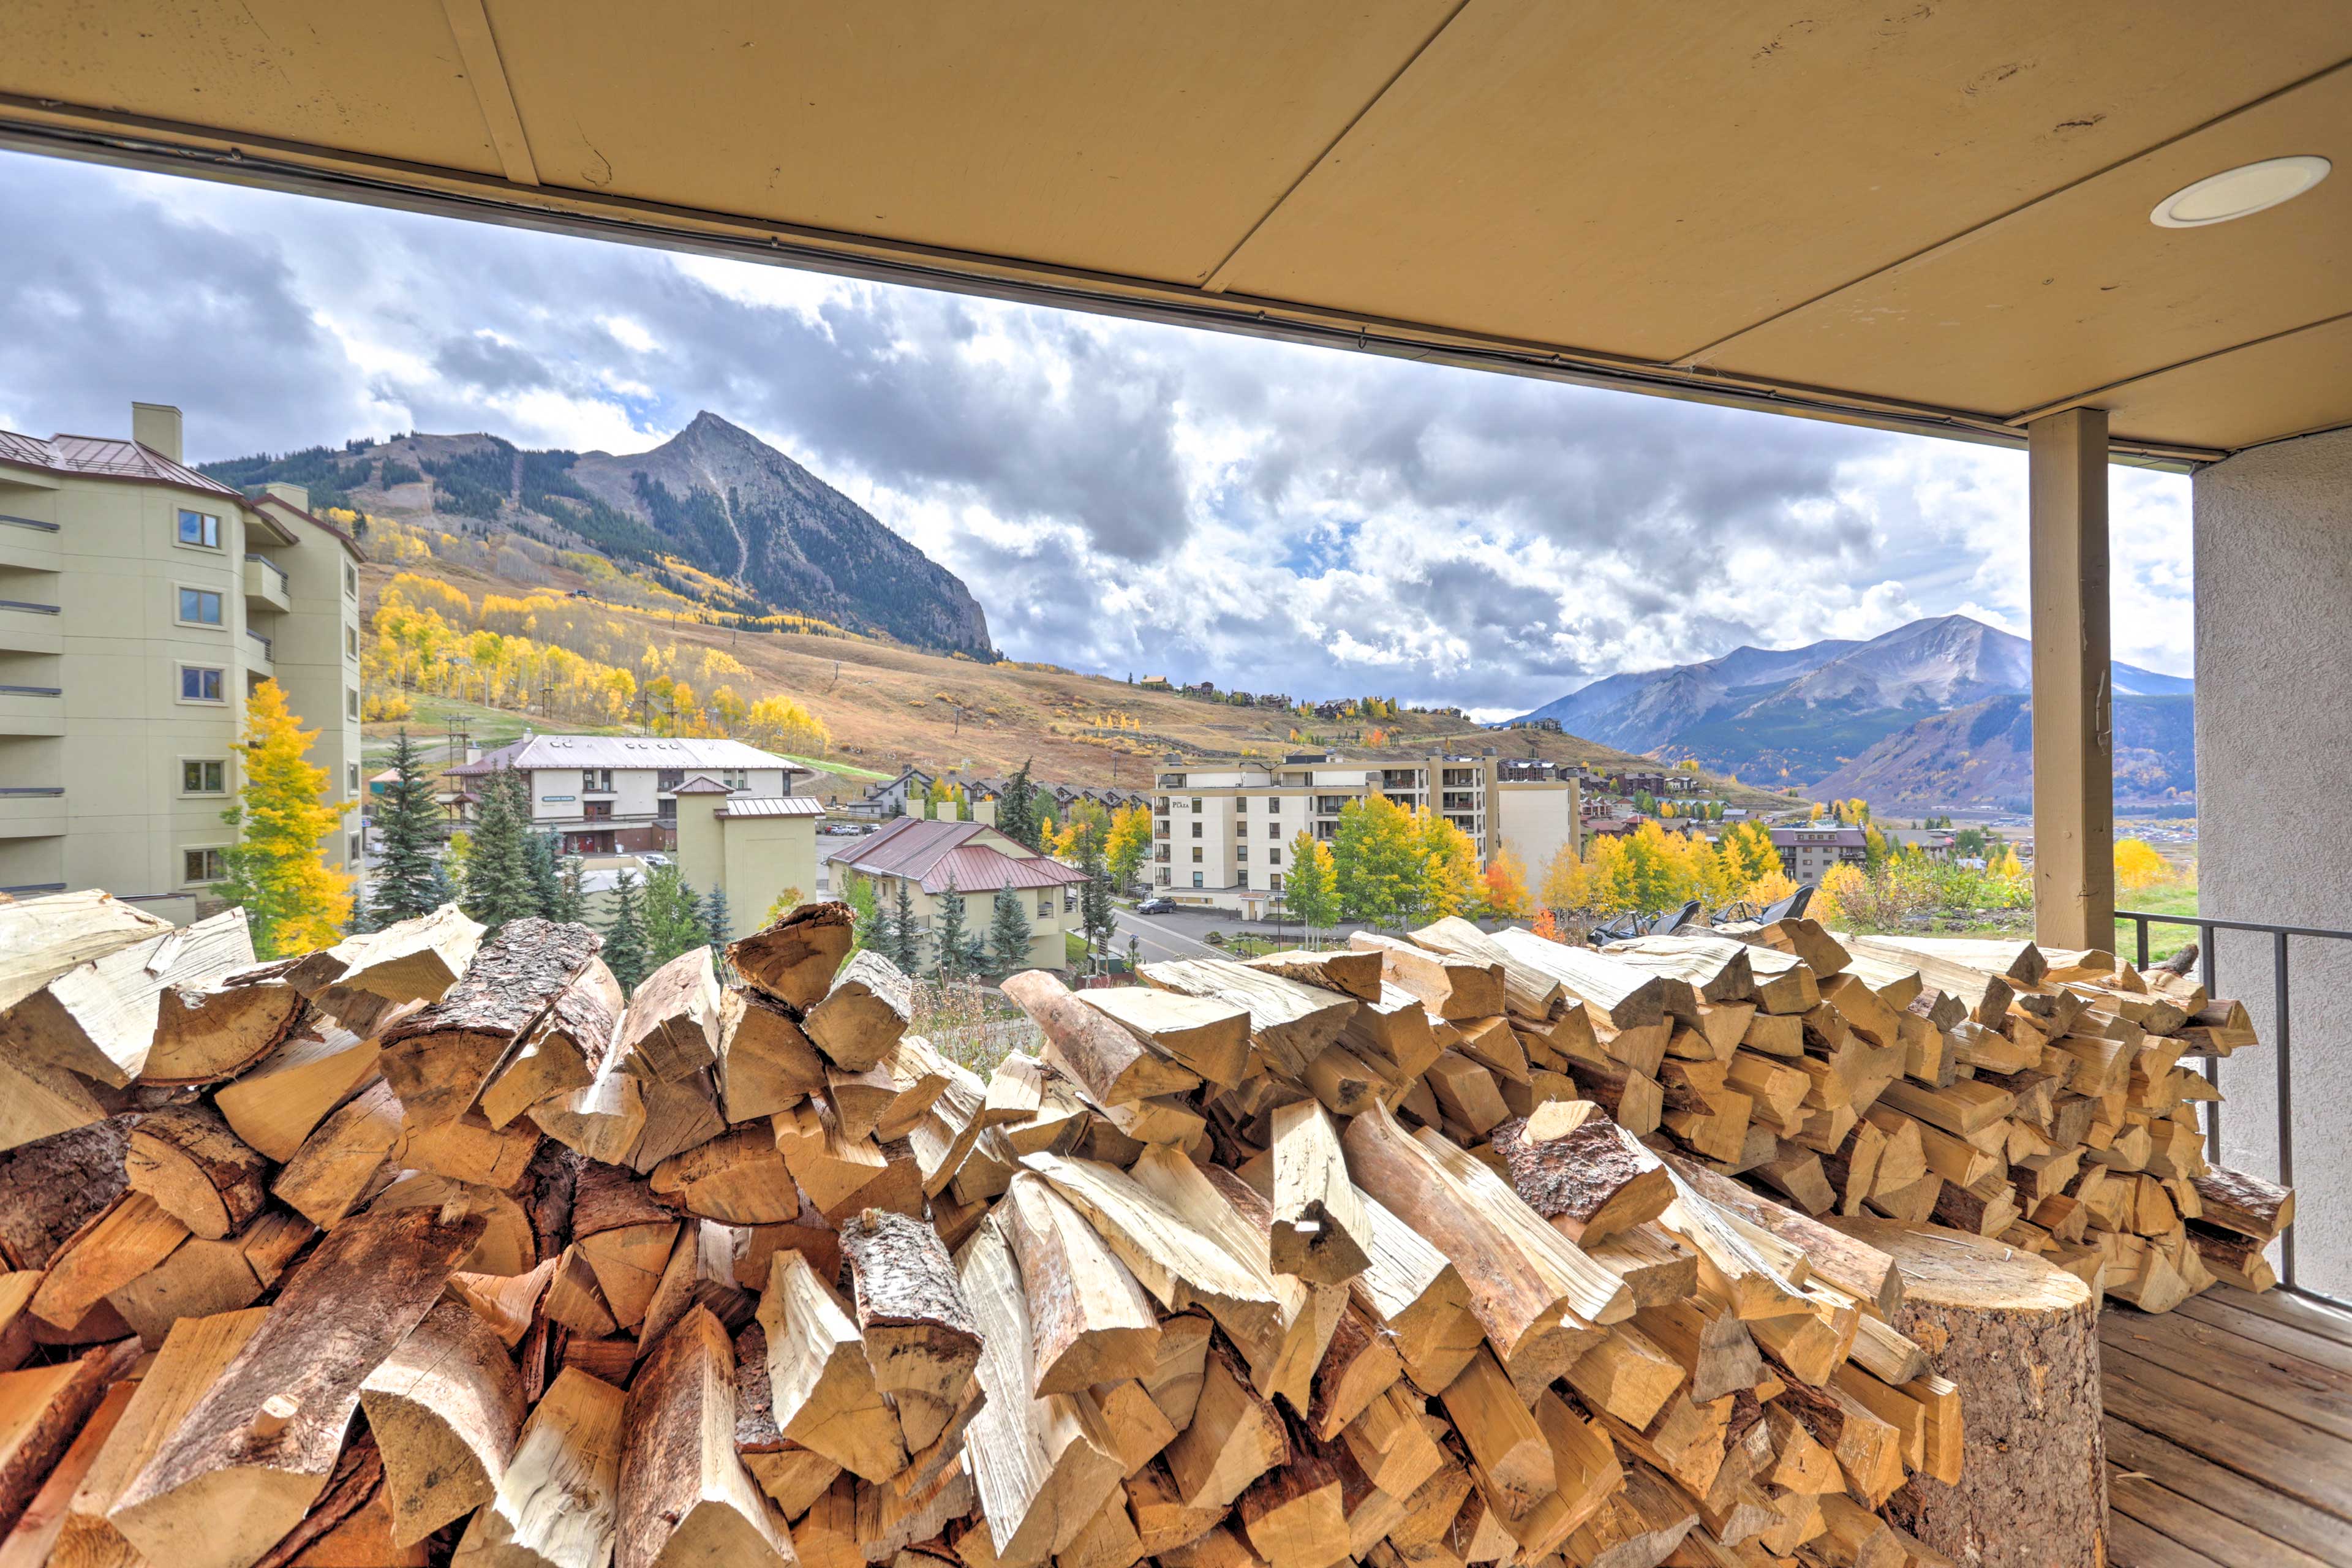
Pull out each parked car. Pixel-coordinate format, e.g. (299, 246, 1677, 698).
(1136, 896, 1177, 914)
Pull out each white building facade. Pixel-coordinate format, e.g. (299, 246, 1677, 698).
(447, 734, 807, 856)
(1152, 750, 1580, 916)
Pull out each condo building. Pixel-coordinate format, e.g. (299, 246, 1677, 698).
(0, 403, 364, 924)
(1150, 750, 1580, 916)
(445, 733, 809, 855)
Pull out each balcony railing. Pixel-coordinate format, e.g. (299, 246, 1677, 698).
(0, 786, 64, 796)
(246, 628, 273, 660)
(0, 599, 59, 615)
(244, 552, 290, 592)
(2117, 906, 2350, 1308)
(0, 684, 61, 696)
(0, 514, 59, 532)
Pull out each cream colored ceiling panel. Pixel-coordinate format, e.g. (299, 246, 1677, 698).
(1704, 69, 2352, 417)
(2098, 317, 2352, 453)
(1214, 0, 2350, 364)
(1, 0, 505, 176)
(483, 0, 1459, 285)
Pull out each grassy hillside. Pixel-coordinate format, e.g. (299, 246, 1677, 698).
(357, 546, 1792, 810)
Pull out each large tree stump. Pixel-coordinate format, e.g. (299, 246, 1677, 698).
(1830, 1217, 2104, 1568)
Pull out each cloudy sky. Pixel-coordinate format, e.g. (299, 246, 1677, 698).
(0, 149, 2193, 717)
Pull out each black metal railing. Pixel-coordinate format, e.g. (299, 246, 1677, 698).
(2117, 906, 2352, 1307)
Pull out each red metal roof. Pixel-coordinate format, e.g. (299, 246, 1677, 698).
(0, 431, 245, 499)
(826, 818, 1087, 894)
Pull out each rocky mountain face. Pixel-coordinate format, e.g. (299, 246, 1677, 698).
(1811, 693, 2195, 812)
(203, 414, 996, 659)
(1514, 614, 2193, 801)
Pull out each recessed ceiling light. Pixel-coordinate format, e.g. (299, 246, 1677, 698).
(2150, 156, 2331, 228)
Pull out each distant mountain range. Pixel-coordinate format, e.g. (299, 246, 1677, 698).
(1515, 615, 2193, 807)
(204, 412, 995, 658)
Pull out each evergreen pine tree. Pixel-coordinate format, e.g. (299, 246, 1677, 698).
(933, 873, 972, 979)
(996, 761, 1042, 851)
(987, 884, 1033, 974)
(891, 879, 922, 973)
(604, 868, 651, 990)
(702, 886, 733, 946)
(369, 728, 443, 925)
(552, 855, 586, 923)
(643, 864, 706, 967)
(427, 853, 459, 911)
(1079, 836, 1115, 961)
(462, 770, 540, 933)
(526, 832, 565, 920)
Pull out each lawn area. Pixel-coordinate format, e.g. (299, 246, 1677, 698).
(2115, 878, 2202, 966)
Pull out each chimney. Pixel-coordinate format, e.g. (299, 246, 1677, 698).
(263, 481, 311, 512)
(131, 402, 183, 462)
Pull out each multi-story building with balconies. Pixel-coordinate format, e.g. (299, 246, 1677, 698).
(445, 733, 808, 855)
(1148, 750, 1580, 916)
(0, 402, 365, 923)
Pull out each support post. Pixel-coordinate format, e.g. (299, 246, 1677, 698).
(2027, 408, 2114, 952)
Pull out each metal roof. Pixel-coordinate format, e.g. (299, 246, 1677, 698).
(717, 797, 826, 819)
(825, 817, 1087, 894)
(0, 431, 244, 498)
(447, 735, 812, 777)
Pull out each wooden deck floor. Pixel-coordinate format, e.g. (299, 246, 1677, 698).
(2100, 1284, 2352, 1567)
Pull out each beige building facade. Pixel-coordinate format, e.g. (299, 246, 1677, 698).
(0, 404, 364, 924)
(1151, 750, 1579, 915)
(673, 781, 824, 941)
(825, 818, 1085, 971)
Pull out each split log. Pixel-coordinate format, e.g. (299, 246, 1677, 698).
(1161, 1341, 1289, 1518)
(2188, 1165, 2293, 1241)
(143, 973, 306, 1085)
(1139, 961, 1354, 1079)
(1349, 932, 1503, 1021)
(123, 1107, 268, 1240)
(615, 949, 723, 1084)
(0, 908, 254, 1087)
(0, 1373, 132, 1567)
(1268, 1101, 1371, 1285)
(0, 1120, 132, 1270)
(729, 903, 857, 1013)
(732, 1324, 846, 1517)
(31, 1194, 189, 1330)
(451, 1366, 625, 1568)
(1003, 970, 1199, 1105)
(269, 1081, 401, 1229)
(1001, 1175, 1161, 1396)
(1490, 1104, 1671, 1245)
(637, 1219, 753, 1353)
(0, 891, 172, 1011)
(1074, 987, 1251, 1090)
(1831, 1218, 2101, 1568)
(1664, 1153, 1904, 1319)
(479, 959, 623, 1129)
(213, 992, 413, 1163)
(1242, 948, 1384, 1003)
(954, 1216, 1125, 1566)
(617, 1306, 790, 1568)
(1438, 1348, 1553, 1517)
(716, 987, 827, 1121)
(1490, 931, 1683, 1030)
(802, 952, 914, 1073)
(360, 1297, 526, 1545)
(760, 1250, 907, 1482)
(108, 1204, 484, 1568)
(104, 1208, 306, 1346)
(380, 919, 601, 1129)
(650, 1126, 799, 1224)
(284, 905, 484, 1005)
(839, 1207, 982, 1442)
(0, 1341, 137, 1534)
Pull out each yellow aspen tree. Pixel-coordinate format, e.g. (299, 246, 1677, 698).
(218, 679, 355, 956)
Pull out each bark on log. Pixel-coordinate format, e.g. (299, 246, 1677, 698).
(729, 903, 857, 1015)
(0, 1120, 132, 1271)
(804, 952, 915, 1073)
(1830, 1218, 2105, 1568)
(143, 976, 305, 1086)
(478, 960, 624, 1130)
(0, 1341, 138, 1534)
(839, 1208, 982, 1415)
(1002, 971, 1199, 1106)
(359, 1297, 527, 1545)
(108, 1205, 485, 1568)
(617, 1306, 791, 1568)
(380, 920, 601, 1129)
(1490, 1106, 1670, 1245)
(760, 1250, 906, 1483)
(614, 949, 722, 1084)
(126, 1106, 270, 1240)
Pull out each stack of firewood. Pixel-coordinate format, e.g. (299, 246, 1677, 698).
(0, 888, 2296, 1568)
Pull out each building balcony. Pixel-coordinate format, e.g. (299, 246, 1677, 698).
(244, 627, 274, 672)
(0, 513, 60, 573)
(0, 787, 65, 836)
(0, 597, 62, 657)
(243, 553, 291, 612)
(0, 685, 64, 737)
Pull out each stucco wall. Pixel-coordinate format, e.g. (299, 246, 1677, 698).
(2193, 424, 2352, 1298)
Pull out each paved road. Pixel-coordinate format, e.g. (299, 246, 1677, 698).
(1110, 908, 1227, 964)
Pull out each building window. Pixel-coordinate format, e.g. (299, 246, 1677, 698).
(584, 769, 615, 793)
(1265, 821, 1279, 837)
(1038, 896, 1052, 917)
(181, 760, 227, 794)
(345, 563, 358, 597)
(1191, 847, 1202, 863)
(1269, 846, 1283, 865)
(1191, 797, 1202, 813)
(346, 626, 359, 657)
(1271, 873, 1284, 891)
(179, 666, 225, 703)
(1191, 821, 1202, 839)
(1267, 796, 1281, 812)
(177, 586, 224, 627)
(1192, 872, 1203, 888)
(348, 833, 361, 863)
(176, 510, 221, 549)
(1235, 796, 1248, 812)
(723, 770, 748, 791)
(183, 846, 227, 884)
(1237, 846, 1249, 862)
(346, 688, 360, 720)
(347, 763, 360, 794)
(657, 769, 685, 792)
